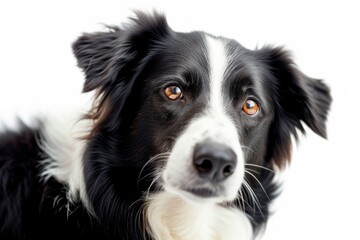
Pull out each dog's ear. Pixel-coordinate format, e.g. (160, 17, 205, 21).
(72, 11, 172, 133)
(72, 11, 171, 93)
(256, 46, 332, 168)
(72, 26, 121, 92)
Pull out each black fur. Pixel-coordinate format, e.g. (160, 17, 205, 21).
(0, 123, 108, 239)
(0, 11, 331, 239)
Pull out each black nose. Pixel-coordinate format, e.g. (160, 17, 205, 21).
(193, 142, 237, 182)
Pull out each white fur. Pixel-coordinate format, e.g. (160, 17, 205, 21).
(146, 192, 253, 240)
(40, 94, 92, 208)
(206, 35, 228, 117)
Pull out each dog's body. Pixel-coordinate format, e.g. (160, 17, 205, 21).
(0, 12, 331, 240)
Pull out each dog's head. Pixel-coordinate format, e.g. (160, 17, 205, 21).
(73, 12, 331, 206)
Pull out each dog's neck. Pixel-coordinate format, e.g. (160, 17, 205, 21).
(146, 191, 253, 240)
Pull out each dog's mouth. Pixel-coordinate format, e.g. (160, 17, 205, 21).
(185, 187, 219, 198)
(164, 180, 228, 202)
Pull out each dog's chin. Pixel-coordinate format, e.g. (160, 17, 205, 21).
(163, 183, 236, 205)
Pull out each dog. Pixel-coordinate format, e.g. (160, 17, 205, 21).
(0, 11, 331, 240)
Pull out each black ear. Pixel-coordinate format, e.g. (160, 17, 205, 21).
(72, 11, 172, 133)
(72, 27, 121, 92)
(72, 11, 171, 93)
(257, 46, 332, 167)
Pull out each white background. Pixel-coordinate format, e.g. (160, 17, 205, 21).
(0, 0, 359, 239)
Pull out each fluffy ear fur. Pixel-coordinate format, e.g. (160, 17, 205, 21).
(257, 47, 332, 168)
(72, 26, 121, 92)
(72, 11, 172, 133)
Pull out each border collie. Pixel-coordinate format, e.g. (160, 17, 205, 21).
(0, 11, 331, 240)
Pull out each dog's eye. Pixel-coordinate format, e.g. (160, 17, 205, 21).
(164, 86, 183, 100)
(242, 99, 259, 116)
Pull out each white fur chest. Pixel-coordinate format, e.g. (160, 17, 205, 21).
(146, 192, 253, 240)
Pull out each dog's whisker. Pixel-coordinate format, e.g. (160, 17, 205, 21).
(245, 168, 260, 175)
(138, 170, 158, 183)
(242, 180, 258, 213)
(236, 189, 246, 212)
(145, 172, 163, 199)
(138, 152, 171, 183)
(245, 163, 275, 173)
(237, 188, 257, 213)
(241, 188, 257, 211)
(245, 170, 269, 199)
(243, 179, 264, 217)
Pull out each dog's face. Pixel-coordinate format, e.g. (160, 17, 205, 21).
(73, 12, 331, 207)
(136, 35, 276, 203)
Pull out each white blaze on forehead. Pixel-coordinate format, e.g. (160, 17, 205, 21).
(162, 34, 244, 203)
(206, 35, 228, 115)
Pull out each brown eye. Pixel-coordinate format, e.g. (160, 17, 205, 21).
(242, 99, 260, 116)
(164, 86, 183, 100)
